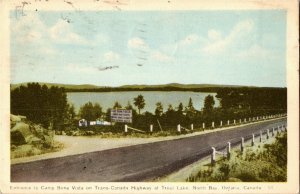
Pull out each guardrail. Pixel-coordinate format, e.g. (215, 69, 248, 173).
(210, 124, 287, 165)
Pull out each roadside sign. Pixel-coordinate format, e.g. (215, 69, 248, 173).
(111, 109, 132, 123)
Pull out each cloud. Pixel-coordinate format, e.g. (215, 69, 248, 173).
(178, 34, 200, 46)
(207, 30, 222, 42)
(12, 13, 46, 44)
(128, 37, 173, 63)
(104, 51, 120, 62)
(17, 30, 42, 43)
(40, 47, 58, 55)
(66, 64, 97, 73)
(236, 44, 271, 59)
(95, 34, 109, 43)
(202, 19, 255, 55)
(160, 34, 209, 58)
(151, 51, 173, 62)
(128, 37, 149, 50)
(49, 19, 88, 45)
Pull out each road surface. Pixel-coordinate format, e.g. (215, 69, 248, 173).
(11, 118, 286, 182)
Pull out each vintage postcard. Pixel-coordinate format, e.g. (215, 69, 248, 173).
(0, 0, 299, 193)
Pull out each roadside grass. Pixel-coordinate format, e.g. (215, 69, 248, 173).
(11, 141, 64, 159)
(61, 117, 284, 138)
(187, 133, 287, 182)
(156, 132, 287, 182)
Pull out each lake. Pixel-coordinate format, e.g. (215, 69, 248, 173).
(67, 91, 219, 113)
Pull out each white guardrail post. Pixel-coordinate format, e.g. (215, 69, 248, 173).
(227, 142, 231, 159)
(251, 134, 255, 146)
(211, 147, 216, 165)
(260, 130, 262, 142)
(177, 124, 181, 133)
(124, 125, 128, 133)
(150, 124, 153, 133)
(241, 137, 244, 152)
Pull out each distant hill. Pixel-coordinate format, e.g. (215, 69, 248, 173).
(11, 82, 265, 92)
(119, 83, 248, 89)
(10, 82, 105, 90)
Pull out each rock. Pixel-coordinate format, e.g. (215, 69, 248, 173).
(11, 130, 26, 145)
(43, 135, 53, 148)
(10, 115, 24, 122)
(10, 114, 54, 148)
(11, 123, 33, 141)
(34, 124, 44, 135)
(11, 115, 27, 129)
(26, 135, 42, 145)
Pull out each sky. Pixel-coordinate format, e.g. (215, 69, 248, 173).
(10, 10, 286, 87)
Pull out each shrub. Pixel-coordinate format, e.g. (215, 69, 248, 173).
(187, 132, 287, 182)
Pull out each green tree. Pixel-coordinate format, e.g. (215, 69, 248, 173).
(177, 102, 184, 114)
(79, 102, 102, 121)
(125, 101, 133, 110)
(203, 95, 215, 113)
(185, 97, 196, 113)
(134, 94, 145, 114)
(68, 104, 76, 119)
(185, 97, 196, 120)
(11, 83, 70, 129)
(167, 104, 174, 112)
(125, 101, 138, 119)
(105, 108, 111, 122)
(63, 103, 76, 126)
(113, 101, 122, 109)
(93, 103, 102, 119)
(155, 102, 163, 117)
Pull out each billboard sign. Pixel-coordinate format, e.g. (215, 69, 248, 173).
(111, 109, 132, 123)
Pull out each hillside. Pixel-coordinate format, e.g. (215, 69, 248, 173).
(119, 83, 247, 89)
(11, 82, 260, 92)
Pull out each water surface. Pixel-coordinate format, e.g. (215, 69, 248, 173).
(67, 91, 219, 113)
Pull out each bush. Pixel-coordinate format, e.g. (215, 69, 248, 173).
(187, 132, 287, 182)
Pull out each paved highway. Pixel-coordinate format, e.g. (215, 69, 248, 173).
(11, 118, 286, 182)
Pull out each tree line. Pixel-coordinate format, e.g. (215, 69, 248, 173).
(11, 83, 75, 129)
(11, 83, 287, 132)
